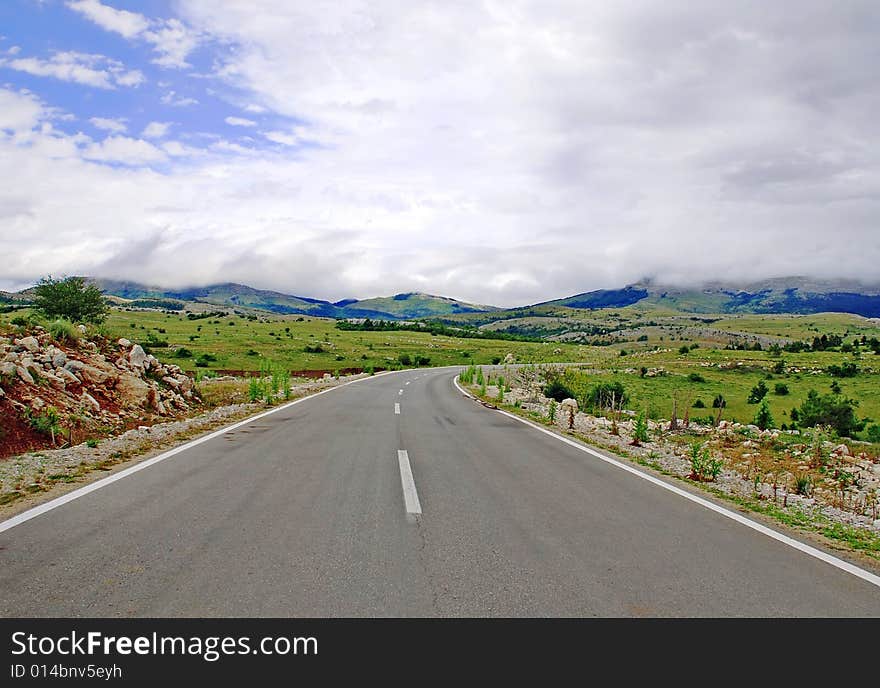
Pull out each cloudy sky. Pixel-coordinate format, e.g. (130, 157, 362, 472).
(1, 1, 878, 306)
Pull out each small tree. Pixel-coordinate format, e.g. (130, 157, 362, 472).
(747, 380, 769, 404)
(33, 276, 108, 324)
(631, 410, 649, 446)
(753, 400, 774, 430)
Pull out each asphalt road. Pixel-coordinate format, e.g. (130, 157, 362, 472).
(2, 368, 879, 616)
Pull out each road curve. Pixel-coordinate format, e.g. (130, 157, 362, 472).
(1, 367, 879, 616)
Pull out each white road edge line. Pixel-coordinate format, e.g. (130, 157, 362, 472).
(0, 370, 407, 535)
(453, 375, 880, 590)
(397, 450, 422, 515)
(395, 403, 401, 415)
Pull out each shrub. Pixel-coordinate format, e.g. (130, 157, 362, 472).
(867, 425, 880, 444)
(632, 410, 649, 446)
(712, 394, 726, 409)
(747, 380, 769, 404)
(795, 389, 866, 438)
(687, 372, 705, 383)
(678, 345, 690, 355)
(543, 379, 575, 402)
(689, 443, 723, 482)
(692, 399, 705, 408)
(491, 356, 502, 365)
(174, 347, 193, 358)
(33, 275, 108, 323)
(793, 473, 813, 496)
(414, 355, 431, 366)
(30, 406, 61, 445)
(85, 438, 99, 448)
(753, 400, 774, 430)
(585, 381, 628, 410)
(11, 315, 28, 327)
(48, 318, 80, 343)
(827, 361, 859, 378)
(304, 344, 325, 354)
(548, 400, 557, 422)
(774, 383, 789, 396)
(194, 353, 217, 368)
(398, 353, 412, 366)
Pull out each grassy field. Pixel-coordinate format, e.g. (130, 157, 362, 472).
(3, 305, 877, 440)
(0, 307, 592, 374)
(544, 346, 880, 441)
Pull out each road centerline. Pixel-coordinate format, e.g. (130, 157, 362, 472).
(397, 450, 422, 516)
(395, 402, 401, 414)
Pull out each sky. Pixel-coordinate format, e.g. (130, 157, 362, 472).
(0, 1, 878, 307)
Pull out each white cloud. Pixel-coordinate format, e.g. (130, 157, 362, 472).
(3, 3, 880, 305)
(82, 135, 167, 165)
(225, 116, 256, 127)
(66, 0, 149, 39)
(0, 51, 143, 89)
(0, 88, 44, 133)
(89, 117, 127, 133)
(160, 90, 198, 107)
(243, 103, 266, 113)
(67, 0, 200, 69)
(262, 130, 298, 146)
(142, 121, 172, 139)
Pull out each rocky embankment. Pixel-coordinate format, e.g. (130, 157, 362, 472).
(0, 327, 197, 458)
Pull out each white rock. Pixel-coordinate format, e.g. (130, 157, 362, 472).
(81, 392, 101, 413)
(56, 367, 80, 384)
(51, 351, 67, 368)
(129, 344, 147, 368)
(118, 338, 132, 348)
(16, 366, 34, 384)
(834, 444, 851, 456)
(16, 336, 39, 353)
(0, 361, 17, 377)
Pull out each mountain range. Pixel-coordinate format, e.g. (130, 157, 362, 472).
(4, 276, 880, 320)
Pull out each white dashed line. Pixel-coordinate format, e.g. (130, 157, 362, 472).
(397, 450, 422, 515)
(394, 403, 401, 415)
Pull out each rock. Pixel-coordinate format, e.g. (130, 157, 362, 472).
(0, 386, 4, 398)
(31, 397, 44, 410)
(56, 367, 80, 384)
(24, 361, 42, 379)
(76, 324, 87, 334)
(834, 444, 851, 456)
(51, 351, 67, 368)
(75, 363, 111, 385)
(129, 344, 147, 368)
(0, 361, 17, 377)
(118, 338, 132, 348)
(177, 375, 193, 393)
(3, 352, 18, 362)
(16, 336, 39, 353)
(503, 353, 516, 364)
(81, 392, 101, 413)
(42, 371, 66, 390)
(16, 366, 34, 384)
(557, 398, 579, 429)
(322, 373, 331, 380)
(116, 373, 151, 408)
(162, 375, 181, 390)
